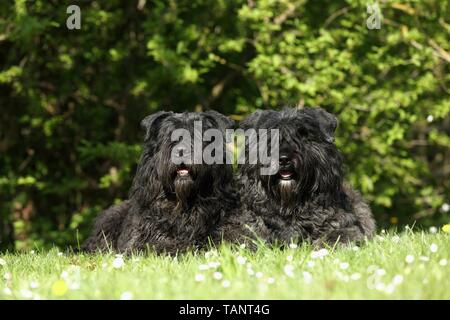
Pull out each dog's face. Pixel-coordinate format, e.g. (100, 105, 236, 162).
(240, 108, 343, 206)
(138, 111, 234, 209)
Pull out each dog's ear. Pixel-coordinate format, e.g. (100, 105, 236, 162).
(204, 110, 235, 132)
(141, 111, 173, 140)
(240, 109, 275, 130)
(314, 108, 338, 143)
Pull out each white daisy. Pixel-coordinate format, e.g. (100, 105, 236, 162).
(112, 256, 125, 269)
(236, 256, 246, 265)
(430, 243, 438, 253)
(429, 226, 438, 234)
(289, 243, 298, 249)
(439, 259, 448, 266)
(213, 272, 223, 280)
(284, 265, 295, 278)
(392, 275, 403, 285)
(0, 258, 6, 266)
(441, 203, 450, 213)
(120, 291, 133, 300)
(405, 255, 414, 264)
(195, 274, 205, 282)
(222, 280, 231, 288)
(286, 255, 293, 262)
(340, 262, 349, 270)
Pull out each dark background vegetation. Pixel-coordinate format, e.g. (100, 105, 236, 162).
(0, 0, 449, 250)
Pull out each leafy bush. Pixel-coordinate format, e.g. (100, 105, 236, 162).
(0, 0, 449, 249)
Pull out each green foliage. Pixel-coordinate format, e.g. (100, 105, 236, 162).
(0, 0, 449, 249)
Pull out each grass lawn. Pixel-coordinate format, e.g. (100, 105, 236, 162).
(0, 229, 449, 300)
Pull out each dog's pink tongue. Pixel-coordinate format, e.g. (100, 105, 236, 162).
(280, 171, 292, 178)
(178, 169, 189, 176)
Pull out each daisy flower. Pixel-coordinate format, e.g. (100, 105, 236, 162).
(339, 262, 349, 270)
(120, 291, 133, 300)
(195, 274, 205, 282)
(222, 280, 231, 288)
(429, 243, 438, 253)
(284, 265, 295, 278)
(405, 255, 414, 264)
(236, 256, 246, 265)
(112, 256, 125, 269)
(213, 272, 223, 280)
(392, 275, 403, 285)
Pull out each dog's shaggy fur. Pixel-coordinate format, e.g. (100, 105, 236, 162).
(219, 107, 375, 246)
(82, 111, 238, 254)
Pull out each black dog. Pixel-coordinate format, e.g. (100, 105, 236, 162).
(82, 111, 238, 254)
(219, 107, 375, 246)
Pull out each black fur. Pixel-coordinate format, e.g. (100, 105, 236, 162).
(82, 111, 238, 254)
(218, 107, 375, 246)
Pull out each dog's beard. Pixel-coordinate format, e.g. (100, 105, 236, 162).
(277, 179, 296, 207)
(174, 176, 196, 211)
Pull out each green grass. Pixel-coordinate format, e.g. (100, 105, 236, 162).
(1, 230, 449, 299)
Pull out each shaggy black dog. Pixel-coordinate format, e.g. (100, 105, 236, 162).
(82, 111, 238, 254)
(219, 107, 375, 246)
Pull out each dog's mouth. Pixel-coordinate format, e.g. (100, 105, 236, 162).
(278, 169, 295, 181)
(176, 164, 191, 178)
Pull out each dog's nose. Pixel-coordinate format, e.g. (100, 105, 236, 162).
(279, 155, 291, 166)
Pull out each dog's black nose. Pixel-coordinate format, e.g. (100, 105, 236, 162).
(279, 155, 291, 166)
